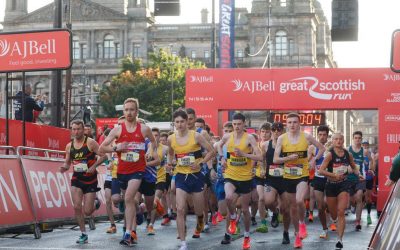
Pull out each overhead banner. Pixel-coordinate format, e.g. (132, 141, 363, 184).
(219, 0, 235, 68)
(0, 29, 72, 72)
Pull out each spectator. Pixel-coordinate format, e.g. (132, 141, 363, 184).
(84, 123, 94, 138)
(385, 142, 400, 186)
(14, 83, 44, 122)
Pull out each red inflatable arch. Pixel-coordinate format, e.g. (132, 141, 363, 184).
(186, 68, 400, 213)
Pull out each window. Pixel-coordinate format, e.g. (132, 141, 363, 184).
(204, 50, 210, 58)
(275, 30, 288, 57)
(289, 39, 294, 56)
(237, 49, 244, 58)
(115, 43, 121, 58)
(133, 44, 140, 58)
(72, 36, 80, 59)
(280, 0, 287, 7)
(81, 44, 88, 59)
(103, 34, 115, 59)
(191, 50, 196, 59)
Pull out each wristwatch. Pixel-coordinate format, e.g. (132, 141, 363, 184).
(113, 146, 117, 152)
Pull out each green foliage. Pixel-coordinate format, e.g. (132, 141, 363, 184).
(99, 50, 205, 121)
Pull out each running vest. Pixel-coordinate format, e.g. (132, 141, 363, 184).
(224, 132, 252, 181)
(116, 122, 146, 175)
(266, 140, 284, 178)
(364, 153, 373, 180)
(314, 147, 326, 179)
(348, 146, 363, 181)
(255, 141, 266, 178)
(327, 148, 350, 181)
(156, 146, 167, 184)
(170, 130, 203, 174)
(281, 132, 309, 179)
(70, 136, 97, 184)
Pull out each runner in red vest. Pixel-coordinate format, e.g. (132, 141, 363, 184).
(99, 98, 159, 246)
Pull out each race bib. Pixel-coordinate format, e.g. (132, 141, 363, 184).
(284, 164, 303, 176)
(177, 155, 195, 166)
(269, 165, 284, 177)
(332, 164, 348, 175)
(121, 151, 140, 162)
(73, 163, 88, 172)
(355, 164, 360, 172)
(229, 155, 247, 167)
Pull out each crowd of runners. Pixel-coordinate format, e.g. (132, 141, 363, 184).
(60, 97, 377, 250)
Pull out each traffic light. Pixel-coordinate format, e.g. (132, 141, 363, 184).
(331, 0, 358, 41)
(154, 0, 180, 16)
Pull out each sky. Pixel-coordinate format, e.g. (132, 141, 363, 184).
(0, 0, 399, 68)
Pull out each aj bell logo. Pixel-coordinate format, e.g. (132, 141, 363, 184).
(383, 73, 400, 81)
(190, 75, 213, 83)
(231, 79, 275, 93)
(280, 77, 365, 100)
(0, 39, 56, 59)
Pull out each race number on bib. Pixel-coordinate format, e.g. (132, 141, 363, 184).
(121, 151, 140, 162)
(229, 156, 247, 167)
(269, 165, 284, 177)
(284, 164, 303, 176)
(73, 163, 88, 172)
(332, 164, 348, 175)
(177, 156, 195, 166)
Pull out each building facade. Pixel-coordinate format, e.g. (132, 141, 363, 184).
(1, 0, 337, 124)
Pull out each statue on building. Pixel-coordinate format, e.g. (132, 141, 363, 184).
(179, 45, 186, 58)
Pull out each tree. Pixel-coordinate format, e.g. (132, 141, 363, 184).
(99, 50, 205, 121)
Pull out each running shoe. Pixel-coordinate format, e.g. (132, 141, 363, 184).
(299, 223, 308, 239)
(161, 216, 171, 226)
(345, 208, 349, 216)
(94, 197, 101, 210)
(271, 212, 279, 228)
(242, 236, 251, 250)
(308, 212, 314, 222)
(120, 232, 132, 246)
(319, 229, 328, 239)
(228, 219, 237, 235)
(256, 222, 268, 233)
(330, 223, 337, 231)
(282, 231, 290, 245)
(335, 240, 344, 249)
(211, 213, 218, 226)
(130, 231, 138, 244)
(147, 225, 155, 235)
(251, 216, 257, 226)
(234, 226, 241, 235)
(76, 234, 88, 244)
(367, 214, 372, 225)
(154, 199, 165, 216)
(355, 220, 362, 231)
(179, 243, 188, 250)
(216, 212, 224, 222)
(221, 233, 231, 244)
(193, 222, 203, 238)
(202, 223, 210, 233)
(106, 225, 117, 234)
(294, 233, 302, 248)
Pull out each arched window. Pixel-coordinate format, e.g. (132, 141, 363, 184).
(72, 36, 80, 59)
(103, 34, 115, 59)
(275, 30, 288, 57)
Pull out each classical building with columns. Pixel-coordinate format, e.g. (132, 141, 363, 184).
(1, 0, 337, 124)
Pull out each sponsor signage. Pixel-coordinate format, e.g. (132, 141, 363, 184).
(219, 0, 235, 68)
(0, 29, 72, 72)
(391, 29, 400, 73)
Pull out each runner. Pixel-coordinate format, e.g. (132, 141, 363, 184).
(348, 131, 373, 231)
(218, 113, 263, 250)
(60, 119, 106, 244)
(319, 132, 360, 249)
(308, 125, 330, 239)
(263, 122, 287, 237)
(273, 112, 325, 248)
(99, 98, 159, 246)
(167, 109, 215, 250)
(361, 140, 376, 225)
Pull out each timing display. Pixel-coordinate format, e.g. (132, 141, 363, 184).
(271, 113, 326, 126)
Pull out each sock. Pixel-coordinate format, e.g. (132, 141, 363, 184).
(230, 214, 237, 220)
(261, 219, 267, 225)
(81, 232, 87, 236)
(123, 226, 126, 233)
(367, 203, 372, 214)
(146, 218, 151, 225)
(251, 216, 256, 221)
(244, 231, 250, 237)
(299, 220, 305, 224)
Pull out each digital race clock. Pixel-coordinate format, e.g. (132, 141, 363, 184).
(270, 113, 326, 126)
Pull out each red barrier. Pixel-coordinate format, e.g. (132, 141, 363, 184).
(0, 157, 36, 228)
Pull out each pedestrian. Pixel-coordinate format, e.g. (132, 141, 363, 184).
(14, 83, 45, 122)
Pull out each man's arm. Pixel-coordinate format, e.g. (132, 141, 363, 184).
(87, 138, 108, 173)
(143, 125, 160, 166)
(27, 96, 44, 111)
(99, 126, 121, 155)
(306, 133, 325, 161)
(273, 135, 297, 164)
(60, 143, 71, 172)
(239, 135, 262, 161)
(195, 132, 216, 165)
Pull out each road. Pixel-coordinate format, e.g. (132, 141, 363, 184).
(0, 210, 376, 250)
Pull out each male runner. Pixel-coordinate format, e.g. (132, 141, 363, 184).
(218, 113, 262, 250)
(348, 131, 374, 231)
(167, 109, 215, 250)
(99, 98, 159, 246)
(60, 119, 106, 244)
(361, 140, 375, 225)
(319, 132, 360, 249)
(274, 112, 325, 248)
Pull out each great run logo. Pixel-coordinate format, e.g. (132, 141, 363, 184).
(280, 77, 365, 100)
(231, 79, 275, 93)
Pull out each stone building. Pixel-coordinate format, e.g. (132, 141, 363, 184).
(0, 0, 336, 124)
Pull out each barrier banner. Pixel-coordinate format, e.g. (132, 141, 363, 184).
(0, 158, 36, 227)
(219, 0, 235, 68)
(20, 158, 111, 222)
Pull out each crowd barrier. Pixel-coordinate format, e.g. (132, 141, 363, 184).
(0, 146, 118, 239)
(368, 181, 400, 250)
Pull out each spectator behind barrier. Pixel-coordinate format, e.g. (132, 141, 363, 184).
(14, 83, 45, 122)
(385, 142, 400, 186)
